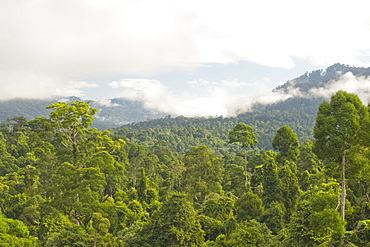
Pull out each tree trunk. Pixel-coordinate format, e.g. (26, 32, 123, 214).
(94, 229, 97, 247)
(339, 152, 346, 247)
(341, 152, 346, 221)
(244, 149, 248, 187)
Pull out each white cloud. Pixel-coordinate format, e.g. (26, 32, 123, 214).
(2, 1, 370, 72)
(185, 78, 249, 87)
(108, 72, 370, 117)
(0, 70, 97, 100)
(185, 79, 214, 86)
(1, 0, 370, 100)
(220, 79, 248, 87)
(307, 72, 370, 104)
(95, 99, 119, 107)
(109, 79, 184, 113)
(109, 78, 298, 117)
(270, 72, 370, 106)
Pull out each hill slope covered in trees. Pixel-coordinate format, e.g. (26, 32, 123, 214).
(1, 91, 370, 246)
(114, 64, 370, 153)
(1, 63, 370, 133)
(0, 97, 167, 129)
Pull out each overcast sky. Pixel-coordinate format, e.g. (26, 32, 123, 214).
(2, 0, 370, 116)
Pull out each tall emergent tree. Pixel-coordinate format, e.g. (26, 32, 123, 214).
(182, 146, 224, 203)
(123, 193, 205, 246)
(313, 91, 370, 225)
(272, 125, 300, 165)
(228, 123, 257, 185)
(31, 100, 123, 167)
(29, 100, 126, 234)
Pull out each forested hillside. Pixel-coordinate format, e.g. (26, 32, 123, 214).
(1, 93, 370, 246)
(1, 64, 370, 133)
(115, 97, 323, 154)
(0, 97, 167, 129)
(275, 63, 370, 93)
(115, 63, 370, 153)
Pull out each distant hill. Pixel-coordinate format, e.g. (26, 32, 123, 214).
(114, 98, 320, 153)
(274, 63, 370, 93)
(0, 98, 54, 122)
(91, 98, 167, 129)
(0, 97, 167, 129)
(1, 63, 370, 141)
(114, 64, 370, 153)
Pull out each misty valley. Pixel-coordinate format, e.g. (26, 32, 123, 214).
(1, 65, 370, 246)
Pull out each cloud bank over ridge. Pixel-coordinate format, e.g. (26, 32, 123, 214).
(108, 72, 370, 117)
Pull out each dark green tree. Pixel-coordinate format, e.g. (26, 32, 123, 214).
(261, 201, 285, 234)
(283, 183, 345, 246)
(296, 140, 325, 191)
(277, 165, 300, 222)
(124, 193, 204, 246)
(0, 133, 17, 176)
(235, 192, 264, 222)
(313, 91, 370, 225)
(222, 164, 246, 197)
(148, 194, 204, 246)
(31, 100, 124, 167)
(228, 123, 257, 186)
(228, 123, 258, 158)
(45, 224, 93, 247)
(206, 220, 273, 247)
(182, 146, 224, 204)
(0, 213, 38, 246)
(260, 151, 281, 205)
(50, 162, 106, 227)
(272, 125, 300, 165)
(201, 194, 235, 222)
(347, 219, 370, 246)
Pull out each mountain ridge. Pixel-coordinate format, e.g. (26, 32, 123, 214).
(275, 63, 370, 94)
(0, 63, 369, 132)
(113, 63, 370, 152)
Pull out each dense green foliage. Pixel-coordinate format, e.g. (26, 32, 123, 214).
(114, 100, 317, 155)
(1, 93, 370, 246)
